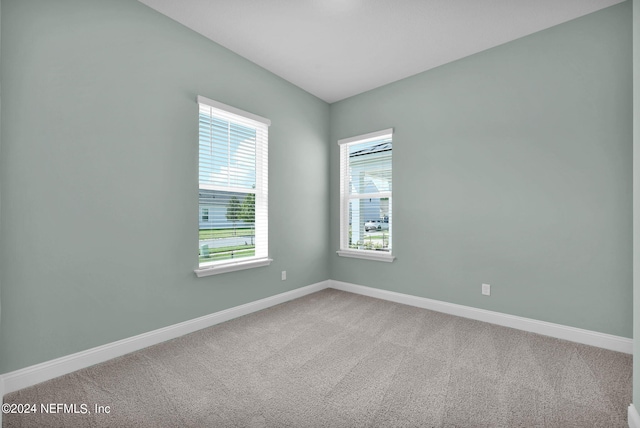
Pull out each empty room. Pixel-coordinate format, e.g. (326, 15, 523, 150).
(0, 0, 639, 427)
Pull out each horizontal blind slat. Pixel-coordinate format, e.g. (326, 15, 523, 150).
(198, 97, 269, 268)
(339, 133, 392, 253)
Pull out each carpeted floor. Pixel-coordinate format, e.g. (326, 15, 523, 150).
(3, 289, 632, 427)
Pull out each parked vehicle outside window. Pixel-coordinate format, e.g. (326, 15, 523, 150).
(364, 218, 389, 232)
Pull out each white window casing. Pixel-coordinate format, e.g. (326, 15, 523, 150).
(195, 96, 271, 277)
(338, 128, 395, 262)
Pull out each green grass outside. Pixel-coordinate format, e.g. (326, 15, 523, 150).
(200, 243, 254, 254)
(349, 229, 389, 241)
(199, 228, 254, 240)
(199, 245, 255, 263)
(366, 233, 388, 240)
(349, 229, 390, 250)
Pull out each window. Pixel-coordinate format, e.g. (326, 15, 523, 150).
(195, 96, 271, 277)
(338, 129, 394, 262)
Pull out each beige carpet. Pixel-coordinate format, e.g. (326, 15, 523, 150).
(2, 289, 632, 427)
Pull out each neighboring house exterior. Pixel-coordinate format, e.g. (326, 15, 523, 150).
(199, 189, 255, 230)
(349, 142, 392, 242)
(199, 143, 390, 235)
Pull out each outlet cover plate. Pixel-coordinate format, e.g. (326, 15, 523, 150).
(482, 283, 490, 296)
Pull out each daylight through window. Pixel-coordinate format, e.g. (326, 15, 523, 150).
(338, 129, 394, 262)
(197, 96, 270, 274)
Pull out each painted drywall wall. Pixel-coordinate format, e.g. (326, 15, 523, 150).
(0, 0, 330, 373)
(633, 0, 639, 407)
(330, 3, 632, 337)
(0, 0, 2, 346)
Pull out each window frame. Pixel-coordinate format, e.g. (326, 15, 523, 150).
(337, 128, 395, 263)
(194, 96, 272, 277)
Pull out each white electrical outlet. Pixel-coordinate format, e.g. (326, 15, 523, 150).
(282, 271, 287, 281)
(482, 283, 490, 296)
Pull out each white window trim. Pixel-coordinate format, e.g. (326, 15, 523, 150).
(338, 128, 394, 262)
(195, 258, 273, 277)
(195, 96, 271, 276)
(337, 128, 393, 146)
(336, 250, 395, 262)
(197, 96, 271, 127)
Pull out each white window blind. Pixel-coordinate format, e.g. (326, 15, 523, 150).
(338, 129, 394, 261)
(197, 96, 270, 273)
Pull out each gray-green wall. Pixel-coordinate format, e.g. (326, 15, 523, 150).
(0, 0, 633, 377)
(633, 0, 639, 408)
(330, 2, 632, 337)
(0, 0, 2, 350)
(0, 0, 330, 373)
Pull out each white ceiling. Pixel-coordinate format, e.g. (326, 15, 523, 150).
(138, 0, 625, 103)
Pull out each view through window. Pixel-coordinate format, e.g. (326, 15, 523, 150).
(339, 129, 393, 257)
(198, 96, 269, 269)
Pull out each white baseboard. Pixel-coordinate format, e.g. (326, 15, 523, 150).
(0, 280, 329, 397)
(0, 377, 3, 427)
(629, 404, 640, 428)
(1, 278, 632, 405)
(329, 280, 633, 354)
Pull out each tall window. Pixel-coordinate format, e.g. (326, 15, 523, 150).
(338, 129, 394, 262)
(196, 96, 271, 276)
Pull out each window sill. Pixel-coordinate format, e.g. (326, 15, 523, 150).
(195, 258, 273, 277)
(336, 250, 395, 263)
